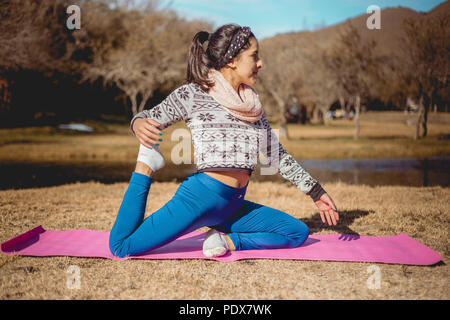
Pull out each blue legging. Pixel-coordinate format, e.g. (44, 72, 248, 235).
(109, 171, 309, 258)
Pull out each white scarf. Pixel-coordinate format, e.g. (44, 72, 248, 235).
(207, 69, 263, 123)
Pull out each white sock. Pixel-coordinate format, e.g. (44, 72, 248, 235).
(202, 229, 229, 258)
(137, 144, 165, 172)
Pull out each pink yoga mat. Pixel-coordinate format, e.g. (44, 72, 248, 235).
(1, 225, 442, 265)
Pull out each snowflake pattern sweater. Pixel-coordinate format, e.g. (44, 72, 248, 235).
(131, 83, 326, 200)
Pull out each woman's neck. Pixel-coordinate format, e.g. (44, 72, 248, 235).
(220, 69, 240, 94)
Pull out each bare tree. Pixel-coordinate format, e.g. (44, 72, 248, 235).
(0, 0, 211, 119)
(324, 23, 383, 139)
(401, 13, 449, 139)
(80, 3, 211, 115)
(258, 43, 295, 139)
(0, 0, 124, 119)
(0, 0, 86, 75)
(258, 32, 322, 139)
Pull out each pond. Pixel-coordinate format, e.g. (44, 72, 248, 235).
(250, 156, 450, 187)
(0, 157, 448, 190)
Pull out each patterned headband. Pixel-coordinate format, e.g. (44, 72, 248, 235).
(223, 26, 252, 63)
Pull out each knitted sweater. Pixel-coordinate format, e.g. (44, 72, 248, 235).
(131, 82, 326, 200)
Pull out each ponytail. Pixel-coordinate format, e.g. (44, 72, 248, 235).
(187, 31, 214, 91)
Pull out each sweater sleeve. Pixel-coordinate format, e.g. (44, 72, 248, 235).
(258, 110, 326, 200)
(130, 84, 192, 136)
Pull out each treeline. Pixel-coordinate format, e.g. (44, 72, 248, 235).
(0, 0, 448, 139)
(0, 0, 211, 127)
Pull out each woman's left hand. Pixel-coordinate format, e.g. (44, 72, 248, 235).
(315, 193, 339, 226)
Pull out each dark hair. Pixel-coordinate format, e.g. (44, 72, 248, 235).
(187, 24, 256, 91)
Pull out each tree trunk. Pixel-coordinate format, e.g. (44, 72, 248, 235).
(268, 88, 289, 140)
(278, 107, 289, 140)
(339, 96, 348, 119)
(0, 77, 12, 113)
(421, 95, 429, 138)
(322, 105, 331, 126)
(279, 123, 289, 140)
(312, 105, 322, 123)
(353, 95, 361, 140)
(414, 95, 424, 140)
(138, 91, 152, 113)
(130, 93, 138, 116)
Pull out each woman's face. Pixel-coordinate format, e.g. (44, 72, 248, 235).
(232, 37, 263, 87)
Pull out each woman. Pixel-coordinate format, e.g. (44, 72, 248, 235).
(109, 24, 339, 259)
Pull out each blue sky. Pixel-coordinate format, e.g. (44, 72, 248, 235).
(161, 0, 446, 39)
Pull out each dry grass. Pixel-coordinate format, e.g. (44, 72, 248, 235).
(0, 111, 449, 300)
(289, 111, 450, 140)
(279, 111, 450, 160)
(0, 180, 448, 300)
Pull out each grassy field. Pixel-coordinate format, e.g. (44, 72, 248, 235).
(0, 111, 449, 300)
(0, 180, 448, 299)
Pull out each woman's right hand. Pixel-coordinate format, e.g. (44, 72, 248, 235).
(314, 193, 339, 226)
(133, 118, 163, 148)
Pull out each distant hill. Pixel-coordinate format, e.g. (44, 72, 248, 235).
(261, 1, 449, 56)
(428, 0, 450, 16)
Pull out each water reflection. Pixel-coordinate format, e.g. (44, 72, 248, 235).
(298, 157, 450, 187)
(0, 157, 448, 190)
(251, 157, 450, 187)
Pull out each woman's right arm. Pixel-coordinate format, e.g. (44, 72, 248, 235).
(131, 85, 193, 148)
